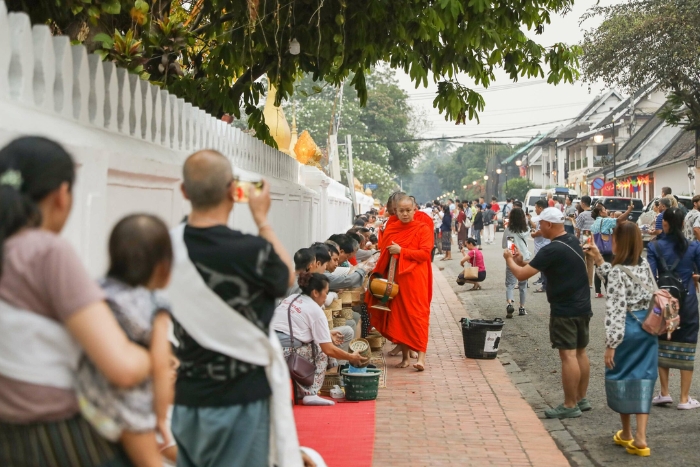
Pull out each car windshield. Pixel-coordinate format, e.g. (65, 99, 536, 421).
(528, 196, 544, 206)
(602, 198, 644, 211)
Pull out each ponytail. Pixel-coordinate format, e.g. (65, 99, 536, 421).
(297, 272, 329, 296)
(0, 137, 75, 276)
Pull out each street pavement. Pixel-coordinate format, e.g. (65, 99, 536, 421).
(373, 267, 568, 467)
(437, 231, 700, 467)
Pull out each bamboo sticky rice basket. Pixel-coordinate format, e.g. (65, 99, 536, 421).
(349, 338, 371, 368)
(340, 291, 353, 305)
(341, 308, 354, 320)
(333, 317, 347, 328)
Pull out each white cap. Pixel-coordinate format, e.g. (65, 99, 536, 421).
(539, 207, 565, 224)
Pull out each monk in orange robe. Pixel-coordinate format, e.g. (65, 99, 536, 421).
(366, 194, 433, 371)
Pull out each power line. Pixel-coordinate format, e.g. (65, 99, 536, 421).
(405, 80, 549, 100)
(354, 117, 571, 144)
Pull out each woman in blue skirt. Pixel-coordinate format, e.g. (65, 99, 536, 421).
(587, 221, 657, 457)
(647, 208, 700, 410)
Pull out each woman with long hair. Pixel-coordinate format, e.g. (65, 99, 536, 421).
(272, 272, 367, 406)
(585, 222, 657, 457)
(440, 204, 453, 260)
(501, 207, 531, 318)
(591, 202, 634, 298)
(647, 207, 700, 410)
(472, 204, 484, 250)
(0, 137, 151, 466)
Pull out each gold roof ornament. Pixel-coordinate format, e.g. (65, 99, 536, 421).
(364, 187, 373, 196)
(354, 177, 363, 192)
(262, 77, 291, 155)
(295, 130, 317, 165)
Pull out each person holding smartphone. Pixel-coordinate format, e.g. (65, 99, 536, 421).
(501, 207, 531, 317)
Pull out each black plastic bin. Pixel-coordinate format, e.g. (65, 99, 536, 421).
(460, 318, 505, 359)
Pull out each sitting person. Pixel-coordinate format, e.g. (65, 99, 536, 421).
(271, 273, 368, 406)
(324, 234, 370, 290)
(456, 238, 486, 290)
(76, 214, 176, 466)
(288, 248, 315, 296)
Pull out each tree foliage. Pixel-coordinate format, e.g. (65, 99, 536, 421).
(581, 0, 700, 134)
(433, 142, 511, 195)
(8, 0, 581, 147)
(503, 177, 536, 202)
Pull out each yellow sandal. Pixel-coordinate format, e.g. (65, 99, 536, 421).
(613, 430, 633, 448)
(626, 443, 651, 457)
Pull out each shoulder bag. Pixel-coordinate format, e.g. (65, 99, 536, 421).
(463, 213, 472, 229)
(285, 295, 317, 387)
(593, 218, 613, 255)
(463, 250, 480, 280)
(618, 265, 680, 339)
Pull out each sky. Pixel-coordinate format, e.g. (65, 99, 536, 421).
(394, 0, 624, 144)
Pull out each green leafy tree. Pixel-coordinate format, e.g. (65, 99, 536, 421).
(350, 160, 400, 203)
(581, 0, 700, 157)
(503, 177, 536, 201)
(8, 0, 580, 147)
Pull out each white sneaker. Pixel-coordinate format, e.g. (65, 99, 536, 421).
(652, 392, 673, 405)
(677, 397, 700, 410)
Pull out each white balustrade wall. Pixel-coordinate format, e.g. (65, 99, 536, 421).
(0, 2, 359, 276)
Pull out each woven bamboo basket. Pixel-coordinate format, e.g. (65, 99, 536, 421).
(350, 288, 363, 305)
(329, 299, 343, 312)
(349, 338, 371, 368)
(327, 318, 334, 330)
(341, 308, 354, 320)
(367, 336, 384, 350)
(340, 291, 352, 305)
(323, 308, 333, 320)
(332, 310, 342, 318)
(333, 317, 347, 328)
(319, 372, 342, 397)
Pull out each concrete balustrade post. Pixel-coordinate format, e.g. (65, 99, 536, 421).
(150, 84, 161, 143)
(160, 90, 170, 147)
(128, 73, 142, 137)
(102, 61, 118, 131)
(8, 12, 33, 105)
(71, 45, 89, 123)
(87, 54, 105, 128)
(31, 25, 54, 108)
(52, 36, 73, 117)
(139, 79, 152, 141)
(0, 2, 10, 99)
(115, 68, 131, 134)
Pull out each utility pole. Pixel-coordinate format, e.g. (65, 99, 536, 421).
(346, 134, 358, 216)
(612, 120, 617, 196)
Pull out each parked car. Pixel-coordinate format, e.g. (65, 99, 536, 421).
(594, 196, 645, 223)
(523, 189, 547, 215)
(496, 201, 506, 231)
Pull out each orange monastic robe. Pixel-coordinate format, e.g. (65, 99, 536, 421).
(366, 211, 434, 352)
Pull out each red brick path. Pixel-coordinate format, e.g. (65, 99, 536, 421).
(372, 266, 569, 466)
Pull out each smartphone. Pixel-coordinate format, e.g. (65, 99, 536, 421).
(581, 229, 592, 244)
(507, 237, 516, 254)
(234, 180, 264, 203)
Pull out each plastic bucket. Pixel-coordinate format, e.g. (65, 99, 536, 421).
(341, 368, 381, 401)
(460, 318, 504, 359)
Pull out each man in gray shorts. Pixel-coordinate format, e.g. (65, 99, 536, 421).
(504, 207, 592, 419)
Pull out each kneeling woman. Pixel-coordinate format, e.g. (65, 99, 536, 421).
(457, 238, 486, 290)
(586, 222, 657, 457)
(272, 272, 368, 406)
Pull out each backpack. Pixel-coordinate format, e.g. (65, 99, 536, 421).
(651, 241, 687, 308)
(618, 265, 680, 339)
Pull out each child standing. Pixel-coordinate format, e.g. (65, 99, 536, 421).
(76, 214, 176, 466)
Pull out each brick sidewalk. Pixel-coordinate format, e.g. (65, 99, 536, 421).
(372, 266, 569, 467)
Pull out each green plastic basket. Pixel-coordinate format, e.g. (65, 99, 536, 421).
(341, 368, 381, 401)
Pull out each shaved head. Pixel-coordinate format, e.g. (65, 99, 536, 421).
(182, 150, 233, 210)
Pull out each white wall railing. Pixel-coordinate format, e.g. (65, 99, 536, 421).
(0, 1, 356, 276)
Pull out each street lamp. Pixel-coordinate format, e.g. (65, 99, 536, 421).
(462, 185, 467, 189)
(483, 175, 489, 181)
(496, 169, 502, 175)
(472, 181, 477, 185)
(593, 134, 604, 144)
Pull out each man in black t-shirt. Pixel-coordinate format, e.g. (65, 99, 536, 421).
(504, 207, 592, 420)
(171, 150, 297, 466)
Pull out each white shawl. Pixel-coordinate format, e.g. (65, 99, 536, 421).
(166, 224, 301, 467)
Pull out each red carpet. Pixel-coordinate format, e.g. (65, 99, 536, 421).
(294, 400, 376, 467)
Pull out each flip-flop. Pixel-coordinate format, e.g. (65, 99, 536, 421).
(613, 430, 634, 448)
(534, 288, 545, 293)
(626, 443, 650, 457)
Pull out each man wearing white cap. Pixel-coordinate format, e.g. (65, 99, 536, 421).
(503, 207, 592, 420)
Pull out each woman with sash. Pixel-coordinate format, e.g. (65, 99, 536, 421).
(0, 137, 152, 466)
(585, 222, 657, 457)
(367, 194, 433, 371)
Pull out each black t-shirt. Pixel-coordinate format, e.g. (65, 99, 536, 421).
(173, 225, 290, 407)
(529, 233, 592, 318)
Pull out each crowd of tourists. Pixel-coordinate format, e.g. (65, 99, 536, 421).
(0, 135, 438, 467)
(495, 189, 700, 458)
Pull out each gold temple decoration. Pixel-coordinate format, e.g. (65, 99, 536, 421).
(262, 78, 291, 155)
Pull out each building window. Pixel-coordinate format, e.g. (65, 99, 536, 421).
(597, 144, 609, 156)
